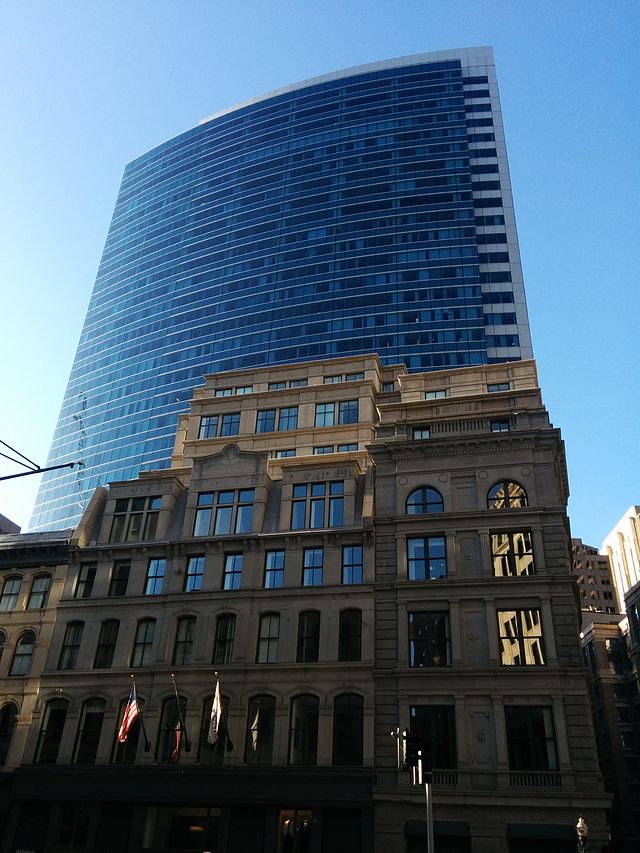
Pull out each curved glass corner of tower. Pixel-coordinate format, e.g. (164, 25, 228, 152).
(30, 47, 532, 531)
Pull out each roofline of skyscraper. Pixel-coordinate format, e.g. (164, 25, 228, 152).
(198, 46, 494, 127)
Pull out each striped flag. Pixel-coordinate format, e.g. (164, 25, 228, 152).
(207, 677, 222, 745)
(118, 685, 139, 743)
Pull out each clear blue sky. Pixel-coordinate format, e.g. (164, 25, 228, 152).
(1, 0, 638, 545)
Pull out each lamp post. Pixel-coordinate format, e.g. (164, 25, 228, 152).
(576, 815, 588, 853)
(392, 728, 434, 853)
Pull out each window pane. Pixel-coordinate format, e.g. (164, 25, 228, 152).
(289, 695, 319, 766)
(245, 695, 276, 766)
(342, 546, 363, 584)
(409, 612, 450, 667)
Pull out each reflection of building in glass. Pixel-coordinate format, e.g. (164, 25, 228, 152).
(33, 47, 534, 532)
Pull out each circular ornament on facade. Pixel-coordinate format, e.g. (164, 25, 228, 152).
(478, 471, 488, 480)
(222, 444, 240, 461)
(438, 473, 448, 483)
(398, 477, 408, 485)
(476, 733, 486, 743)
(520, 467, 531, 477)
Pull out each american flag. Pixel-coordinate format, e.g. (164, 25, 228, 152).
(118, 685, 140, 743)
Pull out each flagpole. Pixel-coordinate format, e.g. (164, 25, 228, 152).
(213, 671, 234, 752)
(170, 672, 192, 752)
(131, 674, 151, 752)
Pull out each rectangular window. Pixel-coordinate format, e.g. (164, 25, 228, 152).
(313, 445, 333, 455)
(413, 427, 430, 440)
(215, 388, 233, 397)
(409, 612, 450, 667)
(324, 375, 343, 384)
(236, 385, 253, 395)
(184, 556, 205, 592)
(291, 482, 344, 530)
(199, 415, 219, 439)
(0, 578, 21, 611)
(303, 548, 323, 587)
(220, 412, 241, 436)
(276, 449, 296, 458)
(338, 399, 359, 424)
(131, 620, 155, 667)
(256, 408, 277, 433)
(315, 402, 334, 427)
(144, 559, 165, 595)
(108, 561, 130, 596)
(345, 372, 364, 381)
(268, 381, 286, 390)
(491, 532, 534, 577)
(297, 611, 321, 663)
(74, 563, 96, 599)
(410, 705, 456, 769)
(382, 381, 395, 392)
(342, 545, 363, 584)
(289, 378, 307, 388)
(337, 443, 358, 452)
(257, 613, 280, 663)
(505, 706, 558, 771)
(213, 614, 236, 665)
(278, 406, 298, 431)
(109, 496, 161, 543)
(407, 537, 447, 580)
(491, 419, 510, 433)
(93, 620, 119, 669)
(59, 622, 84, 670)
(498, 609, 545, 665)
(264, 551, 285, 589)
(338, 609, 362, 661)
(193, 489, 254, 536)
(223, 554, 243, 590)
(488, 382, 510, 392)
(425, 389, 447, 399)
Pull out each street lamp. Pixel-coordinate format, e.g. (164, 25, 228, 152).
(576, 815, 588, 853)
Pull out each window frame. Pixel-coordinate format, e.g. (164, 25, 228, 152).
(406, 487, 444, 514)
(74, 563, 96, 599)
(264, 550, 285, 589)
(297, 610, 321, 663)
(213, 614, 236, 665)
(245, 695, 276, 766)
(93, 619, 119, 669)
(257, 613, 280, 663)
(10, 631, 36, 676)
(338, 609, 362, 662)
(184, 555, 205, 592)
(27, 574, 51, 610)
(497, 608, 545, 666)
(144, 558, 166, 595)
(0, 576, 21, 612)
(173, 616, 196, 665)
(288, 694, 319, 766)
(58, 622, 84, 671)
(407, 536, 447, 580)
(491, 531, 535, 577)
(487, 481, 528, 510)
(222, 554, 243, 590)
(409, 612, 451, 668)
(108, 496, 161, 543)
(108, 561, 130, 597)
(131, 618, 156, 667)
(302, 548, 323, 587)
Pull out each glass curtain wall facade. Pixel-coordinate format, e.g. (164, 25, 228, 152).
(32, 47, 532, 530)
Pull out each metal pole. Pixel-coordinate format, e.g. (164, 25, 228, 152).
(425, 779, 434, 853)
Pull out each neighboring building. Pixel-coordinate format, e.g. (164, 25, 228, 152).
(0, 529, 72, 839)
(572, 538, 620, 620)
(33, 47, 534, 531)
(581, 612, 640, 852)
(1, 355, 608, 853)
(603, 507, 640, 612)
(0, 515, 19, 536)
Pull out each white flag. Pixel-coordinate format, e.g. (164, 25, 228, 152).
(208, 678, 222, 745)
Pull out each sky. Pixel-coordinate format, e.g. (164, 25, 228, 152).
(0, 0, 638, 545)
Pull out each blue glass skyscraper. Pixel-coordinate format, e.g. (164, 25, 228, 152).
(32, 47, 532, 530)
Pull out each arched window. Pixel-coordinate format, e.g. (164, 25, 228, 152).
(35, 699, 68, 763)
(288, 695, 319, 766)
(0, 703, 18, 764)
(199, 694, 230, 765)
(244, 695, 276, 766)
(74, 699, 106, 764)
(173, 616, 196, 665)
(406, 487, 444, 514)
(0, 631, 5, 665)
(338, 609, 362, 662)
(27, 574, 52, 610)
(131, 619, 156, 667)
(10, 631, 36, 676)
(0, 576, 22, 612)
(332, 694, 363, 766)
(111, 695, 146, 765)
(487, 481, 528, 510)
(156, 696, 188, 764)
(58, 622, 84, 670)
(296, 611, 320, 663)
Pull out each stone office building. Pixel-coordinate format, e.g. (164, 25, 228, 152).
(0, 354, 608, 852)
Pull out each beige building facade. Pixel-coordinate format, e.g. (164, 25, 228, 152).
(603, 507, 640, 613)
(0, 355, 609, 853)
